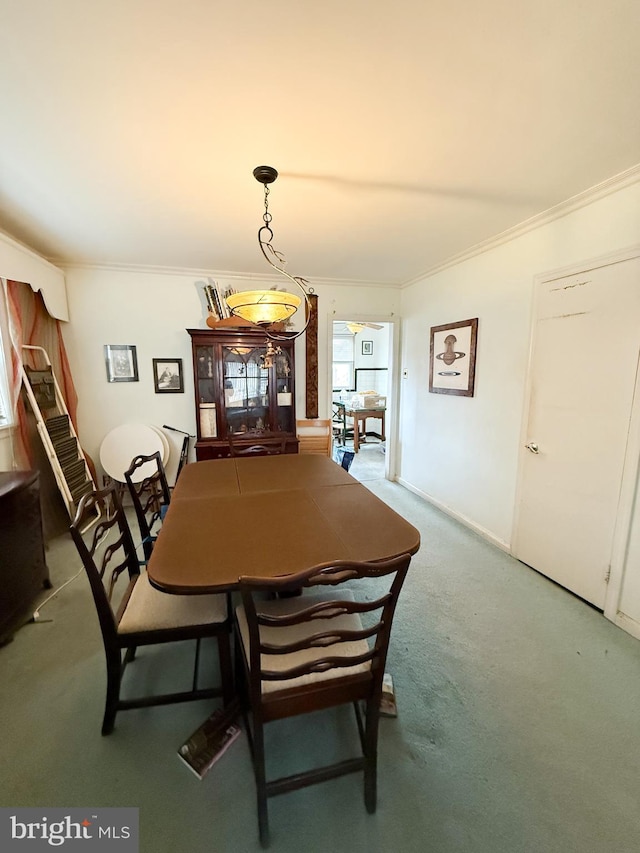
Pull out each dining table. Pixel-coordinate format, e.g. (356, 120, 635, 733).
(146, 454, 420, 594)
(333, 401, 386, 452)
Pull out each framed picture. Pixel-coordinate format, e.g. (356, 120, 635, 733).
(362, 340, 373, 356)
(429, 318, 478, 396)
(153, 358, 184, 393)
(104, 344, 139, 383)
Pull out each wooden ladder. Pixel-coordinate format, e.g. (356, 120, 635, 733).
(21, 345, 100, 526)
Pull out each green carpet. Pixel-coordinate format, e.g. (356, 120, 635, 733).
(1, 478, 639, 852)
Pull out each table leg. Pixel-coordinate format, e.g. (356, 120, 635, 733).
(354, 415, 360, 452)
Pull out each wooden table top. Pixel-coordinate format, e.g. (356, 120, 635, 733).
(147, 455, 420, 594)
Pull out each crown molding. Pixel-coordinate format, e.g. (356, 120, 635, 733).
(56, 260, 395, 289)
(402, 163, 640, 287)
(0, 228, 64, 273)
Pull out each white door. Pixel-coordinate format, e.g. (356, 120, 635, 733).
(513, 255, 640, 608)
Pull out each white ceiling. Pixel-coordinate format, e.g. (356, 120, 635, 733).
(1, 0, 639, 285)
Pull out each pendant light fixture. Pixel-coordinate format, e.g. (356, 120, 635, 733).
(225, 166, 314, 341)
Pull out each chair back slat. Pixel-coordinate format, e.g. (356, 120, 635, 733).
(296, 418, 332, 456)
(261, 649, 377, 682)
(261, 621, 378, 653)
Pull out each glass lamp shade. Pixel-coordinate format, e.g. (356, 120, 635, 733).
(226, 290, 301, 325)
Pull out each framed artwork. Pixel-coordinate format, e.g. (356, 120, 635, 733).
(362, 340, 373, 356)
(429, 318, 478, 396)
(153, 358, 184, 393)
(104, 344, 139, 383)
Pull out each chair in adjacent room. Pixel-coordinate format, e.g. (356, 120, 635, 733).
(234, 552, 412, 847)
(69, 483, 234, 735)
(331, 401, 347, 445)
(124, 451, 171, 563)
(332, 401, 354, 447)
(296, 418, 332, 456)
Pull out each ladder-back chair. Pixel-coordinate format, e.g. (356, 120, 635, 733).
(69, 483, 233, 735)
(235, 553, 412, 847)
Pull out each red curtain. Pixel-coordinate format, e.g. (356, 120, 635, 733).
(5, 279, 79, 468)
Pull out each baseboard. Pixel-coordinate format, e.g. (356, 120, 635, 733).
(609, 611, 640, 641)
(395, 477, 511, 553)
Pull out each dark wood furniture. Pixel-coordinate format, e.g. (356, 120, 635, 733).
(69, 483, 233, 735)
(235, 553, 412, 847)
(147, 455, 420, 594)
(0, 470, 50, 645)
(187, 327, 299, 460)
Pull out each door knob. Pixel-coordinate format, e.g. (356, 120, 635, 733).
(525, 442, 539, 454)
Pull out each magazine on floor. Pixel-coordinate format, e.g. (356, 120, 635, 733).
(178, 705, 241, 779)
(380, 672, 397, 717)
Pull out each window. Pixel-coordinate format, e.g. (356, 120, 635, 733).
(332, 334, 355, 390)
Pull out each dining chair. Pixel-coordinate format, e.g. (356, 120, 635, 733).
(69, 483, 234, 735)
(296, 418, 332, 456)
(124, 450, 171, 563)
(234, 552, 412, 847)
(331, 401, 347, 446)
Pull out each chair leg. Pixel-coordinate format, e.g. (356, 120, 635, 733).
(124, 646, 137, 663)
(192, 638, 202, 691)
(363, 697, 380, 813)
(253, 712, 270, 848)
(102, 657, 122, 736)
(217, 629, 234, 707)
(234, 638, 253, 756)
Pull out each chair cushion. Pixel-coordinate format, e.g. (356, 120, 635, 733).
(236, 590, 370, 694)
(118, 573, 227, 634)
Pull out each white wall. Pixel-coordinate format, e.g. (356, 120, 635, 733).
(398, 179, 640, 551)
(353, 325, 389, 377)
(61, 267, 399, 482)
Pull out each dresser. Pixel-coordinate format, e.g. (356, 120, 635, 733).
(0, 470, 51, 644)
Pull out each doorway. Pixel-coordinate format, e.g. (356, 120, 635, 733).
(331, 320, 391, 482)
(513, 252, 640, 608)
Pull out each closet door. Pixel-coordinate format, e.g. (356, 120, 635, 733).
(513, 254, 640, 607)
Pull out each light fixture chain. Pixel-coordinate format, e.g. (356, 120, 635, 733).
(263, 185, 272, 225)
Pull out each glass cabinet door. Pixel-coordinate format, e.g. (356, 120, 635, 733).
(195, 345, 217, 438)
(222, 345, 270, 436)
(274, 348, 294, 433)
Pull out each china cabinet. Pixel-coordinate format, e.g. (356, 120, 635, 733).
(187, 326, 299, 459)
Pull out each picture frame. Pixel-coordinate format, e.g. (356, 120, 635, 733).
(362, 340, 373, 356)
(429, 318, 478, 397)
(104, 344, 139, 383)
(153, 358, 184, 394)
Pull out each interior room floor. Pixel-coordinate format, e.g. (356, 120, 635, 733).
(335, 438, 385, 482)
(1, 478, 639, 852)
